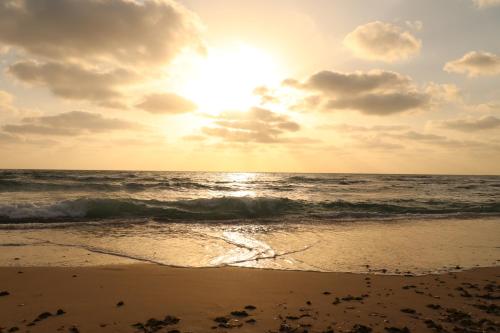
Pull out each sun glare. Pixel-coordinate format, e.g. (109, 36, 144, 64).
(178, 43, 284, 114)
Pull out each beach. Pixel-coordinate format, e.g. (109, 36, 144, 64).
(0, 264, 499, 333)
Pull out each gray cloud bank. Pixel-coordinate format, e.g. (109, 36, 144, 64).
(2, 111, 142, 136)
(285, 69, 441, 115)
(0, 0, 202, 67)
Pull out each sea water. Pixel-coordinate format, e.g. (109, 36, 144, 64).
(0, 170, 499, 273)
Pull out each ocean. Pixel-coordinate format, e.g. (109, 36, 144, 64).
(0, 170, 499, 273)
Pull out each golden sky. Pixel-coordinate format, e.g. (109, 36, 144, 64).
(0, 0, 499, 174)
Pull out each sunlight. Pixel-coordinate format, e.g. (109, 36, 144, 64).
(178, 43, 284, 114)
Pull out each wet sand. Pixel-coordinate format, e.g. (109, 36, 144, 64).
(0, 265, 498, 333)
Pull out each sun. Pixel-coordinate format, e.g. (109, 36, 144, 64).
(176, 42, 284, 114)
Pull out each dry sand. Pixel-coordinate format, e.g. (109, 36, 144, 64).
(0, 265, 498, 333)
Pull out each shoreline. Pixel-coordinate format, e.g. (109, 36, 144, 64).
(0, 264, 498, 332)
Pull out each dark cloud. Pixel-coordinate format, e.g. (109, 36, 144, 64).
(326, 92, 430, 115)
(388, 131, 448, 142)
(440, 116, 500, 132)
(319, 123, 408, 132)
(0, 0, 202, 67)
(202, 107, 306, 143)
(288, 70, 410, 96)
(8, 61, 137, 106)
(3, 111, 143, 136)
(136, 93, 197, 114)
(284, 69, 435, 115)
(343, 21, 421, 62)
(444, 51, 500, 76)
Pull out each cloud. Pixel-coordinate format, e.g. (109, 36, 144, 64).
(444, 51, 500, 76)
(0, 0, 202, 67)
(440, 116, 500, 131)
(7, 61, 138, 106)
(136, 93, 197, 114)
(202, 107, 306, 143)
(3, 111, 143, 136)
(319, 123, 408, 132)
(289, 70, 411, 96)
(285, 69, 457, 115)
(0, 90, 15, 113)
(473, 0, 500, 8)
(326, 92, 430, 115)
(343, 21, 422, 62)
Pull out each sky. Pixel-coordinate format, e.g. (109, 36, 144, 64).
(0, 0, 499, 174)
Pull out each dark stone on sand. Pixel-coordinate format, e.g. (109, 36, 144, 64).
(402, 285, 416, 290)
(332, 297, 341, 305)
(167, 330, 180, 333)
(342, 295, 363, 301)
(164, 315, 180, 325)
(400, 308, 416, 314)
(385, 327, 410, 333)
(56, 309, 65, 315)
(8, 328, 19, 333)
(116, 301, 124, 307)
(244, 305, 257, 310)
(350, 324, 372, 333)
(246, 318, 257, 324)
(472, 303, 500, 315)
(132, 322, 145, 329)
(36, 312, 52, 321)
(477, 293, 500, 300)
(427, 304, 441, 310)
(144, 318, 166, 331)
(323, 291, 331, 295)
(286, 315, 300, 320)
(214, 317, 229, 323)
(0, 291, 10, 297)
(423, 319, 443, 331)
(306, 301, 312, 305)
(230, 310, 249, 317)
(68, 326, 79, 333)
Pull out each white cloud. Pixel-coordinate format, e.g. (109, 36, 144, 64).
(344, 21, 422, 62)
(202, 107, 308, 143)
(444, 51, 500, 76)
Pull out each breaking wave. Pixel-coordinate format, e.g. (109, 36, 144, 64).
(1, 196, 500, 224)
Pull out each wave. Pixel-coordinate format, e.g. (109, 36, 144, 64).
(1, 196, 500, 224)
(287, 176, 367, 185)
(0, 179, 232, 192)
(0, 197, 299, 222)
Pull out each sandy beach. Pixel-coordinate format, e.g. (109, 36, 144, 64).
(0, 264, 498, 333)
